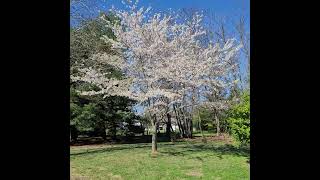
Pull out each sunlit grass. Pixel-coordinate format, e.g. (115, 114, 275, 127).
(71, 138, 249, 180)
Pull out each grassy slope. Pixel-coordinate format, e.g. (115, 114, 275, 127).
(70, 138, 249, 180)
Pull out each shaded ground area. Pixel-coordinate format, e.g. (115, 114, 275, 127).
(71, 134, 171, 146)
(71, 136, 249, 180)
(71, 132, 232, 146)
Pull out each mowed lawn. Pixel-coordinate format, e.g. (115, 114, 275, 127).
(70, 138, 249, 180)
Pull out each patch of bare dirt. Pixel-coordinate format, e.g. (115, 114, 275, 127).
(70, 144, 115, 150)
(70, 176, 90, 180)
(107, 173, 123, 180)
(180, 133, 233, 144)
(186, 170, 203, 177)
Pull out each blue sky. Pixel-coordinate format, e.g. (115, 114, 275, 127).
(72, 0, 249, 25)
(98, 0, 250, 30)
(72, 0, 250, 49)
(98, 0, 249, 15)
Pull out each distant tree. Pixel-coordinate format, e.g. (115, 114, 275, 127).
(178, 8, 250, 135)
(193, 108, 214, 131)
(70, 12, 119, 71)
(70, 9, 138, 141)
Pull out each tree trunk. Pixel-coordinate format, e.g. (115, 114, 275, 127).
(198, 110, 207, 143)
(186, 113, 193, 138)
(70, 125, 78, 142)
(180, 108, 188, 138)
(141, 124, 145, 136)
(101, 126, 107, 140)
(185, 118, 191, 138)
(198, 110, 204, 138)
(176, 119, 183, 138)
(166, 113, 172, 139)
(173, 105, 183, 138)
(189, 118, 193, 138)
(151, 115, 158, 153)
(152, 129, 157, 153)
(111, 121, 117, 140)
(214, 110, 220, 136)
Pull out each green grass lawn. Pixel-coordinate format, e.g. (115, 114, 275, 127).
(70, 139, 249, 180)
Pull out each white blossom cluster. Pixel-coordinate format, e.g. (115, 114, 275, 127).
(72, 0, 242, 116)
(102, 0, 242, 114)
(71, 67, 133, 99)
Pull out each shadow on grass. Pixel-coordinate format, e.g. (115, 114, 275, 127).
(71, 143, 249, 161)
(70, 144, 150, 156)
(71, 138, 249, 162)
(160, 144, 249, 159)
(70, 143, 176, 157)
(71, 134, 171, 146)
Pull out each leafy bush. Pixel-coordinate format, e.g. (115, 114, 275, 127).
(227, 92, 250, 144)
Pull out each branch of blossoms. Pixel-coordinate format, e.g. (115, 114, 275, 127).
(71, 67, 133, 99)
(77, 0, 242, 119)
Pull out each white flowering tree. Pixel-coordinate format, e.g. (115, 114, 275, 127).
(73, 0, 242, 153)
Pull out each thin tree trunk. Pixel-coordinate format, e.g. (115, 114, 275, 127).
(185, 118, 191, 138)
(198, 109, 207, 143)
(141, 123, 144, 136)
(175, 115, 182, 137)
(198, 110, 204, 138)
(151, 115, 158, 154)
(189, 118, 193, 138)
(214, 110, 220, 136)
(174, 105, 183, 137)
(166, 113, 172, 139)
(185, 117, 189, 138)
(111, 121, 117, 140)
(102, 126, 107, 140)
(152, 130, 157, 153)
(182, 109, 192, 138)
(177, 120, 183, 137)
(180, 108, 187, 138)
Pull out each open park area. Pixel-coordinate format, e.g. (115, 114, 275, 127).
(71, 133, 249, 180)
